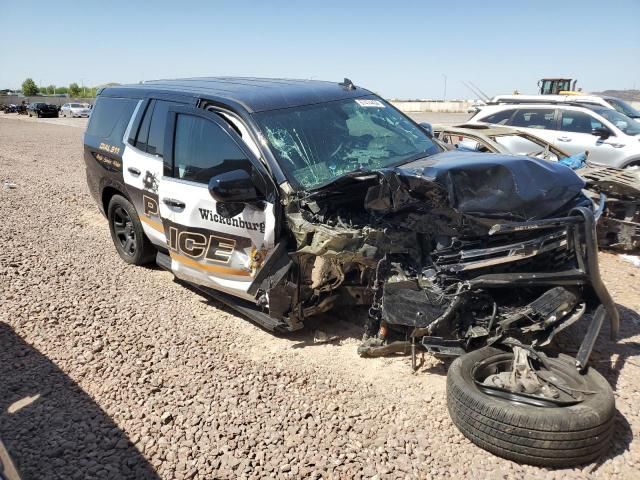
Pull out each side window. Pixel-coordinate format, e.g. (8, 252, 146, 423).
(173, 114, 248, 184)
(85, 96, 138, 149)
(133, 100, 155, 151)
(438, 133, 490, 152)
(509, 109, 555, 129)
(560, 111, 603, 134)
(146, 100, 175, 156)
(479, 109, 515, 125)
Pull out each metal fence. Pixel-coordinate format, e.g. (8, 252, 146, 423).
(0, 95, 95, 107)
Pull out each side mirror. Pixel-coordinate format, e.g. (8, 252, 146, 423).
(419, 122, 433, 137)
(591, 127, 611, 140)
(208, 169, 260, 204)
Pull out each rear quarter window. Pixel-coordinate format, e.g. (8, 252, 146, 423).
(128, 99, 184, 157)
(86, 96, 138, 150)
(479, 109, 515, 125)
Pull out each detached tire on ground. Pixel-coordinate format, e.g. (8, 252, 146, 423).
(446, 347, 615, 467)
(107, 194, 156, 265)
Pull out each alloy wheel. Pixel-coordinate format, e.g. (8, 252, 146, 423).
(112, 206, 136, 256)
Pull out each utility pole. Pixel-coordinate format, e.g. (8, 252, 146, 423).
(443, 74, 447, 101)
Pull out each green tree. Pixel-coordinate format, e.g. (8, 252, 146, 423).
(47, 84, 56, 95)
(57, 86, 68, 95)
(69, 82, 81, 97)
(21, 78, 38, 96)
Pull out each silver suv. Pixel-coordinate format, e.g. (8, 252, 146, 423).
(469, 103, 640, 168)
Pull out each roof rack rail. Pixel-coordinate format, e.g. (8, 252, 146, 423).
(487, 99, 601, 108)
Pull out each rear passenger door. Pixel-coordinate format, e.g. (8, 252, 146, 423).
(122, 99, 185, 248)
(159, 106, 276, 300)
(506, 108, 558, 145)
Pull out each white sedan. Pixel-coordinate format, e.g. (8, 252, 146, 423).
(61, 103, 91, 118)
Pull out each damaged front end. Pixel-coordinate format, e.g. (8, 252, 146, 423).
(580, 165, 640, 252)
(266, 152, 619, 370)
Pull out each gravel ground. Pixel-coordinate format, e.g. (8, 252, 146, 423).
(0, 116, 639, 479)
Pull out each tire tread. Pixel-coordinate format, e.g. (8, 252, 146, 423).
(446, 347, 615, 467)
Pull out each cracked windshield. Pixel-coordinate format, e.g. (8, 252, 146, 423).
(255, 96, 440, 188)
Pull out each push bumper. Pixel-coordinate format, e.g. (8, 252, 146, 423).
(468, 206, 619, 370)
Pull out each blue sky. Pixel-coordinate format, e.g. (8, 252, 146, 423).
(1, 0, 638, 99)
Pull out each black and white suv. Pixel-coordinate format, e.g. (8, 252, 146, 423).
(83, 78, 619, 467)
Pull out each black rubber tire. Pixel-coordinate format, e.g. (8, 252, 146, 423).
(107, 195, 156, 265)
(446, 347, 615, 467)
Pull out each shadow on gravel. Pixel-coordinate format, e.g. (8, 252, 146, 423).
(0, 323, 159, 480)
(587, 410, 633, 474)
(554, 303, 640, 389)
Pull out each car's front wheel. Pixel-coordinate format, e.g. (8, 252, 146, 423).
(447, 346, 615, 467)
(107, 195, 156, 265)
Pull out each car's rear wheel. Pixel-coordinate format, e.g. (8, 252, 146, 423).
(107, 195, 155, 265)
(447, 346, 615, 467)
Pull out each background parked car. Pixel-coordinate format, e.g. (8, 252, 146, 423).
(468, 103, 640, 168)
(60, 103, 91, 118)
(490, 94, 640, 120)
(27, 102, 59, 118)
(431, 123, 569, 161)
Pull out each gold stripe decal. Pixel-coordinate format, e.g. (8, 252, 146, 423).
(169, 252, 252, 277)
(140, 215, 164, 233)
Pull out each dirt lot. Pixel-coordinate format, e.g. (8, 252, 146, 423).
(0, 115, 639, 479)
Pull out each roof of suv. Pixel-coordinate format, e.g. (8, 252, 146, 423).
(100, 77, 373, 113)
(480, 102, 597, 112)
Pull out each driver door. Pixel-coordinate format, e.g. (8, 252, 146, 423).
(159, 106, 277, 301)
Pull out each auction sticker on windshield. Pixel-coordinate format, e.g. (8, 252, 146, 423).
(355, 99, 385, 108)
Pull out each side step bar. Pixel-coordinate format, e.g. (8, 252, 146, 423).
(155, 252, 293, 333)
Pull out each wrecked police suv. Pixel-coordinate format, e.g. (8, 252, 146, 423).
(84, 78, 619, 467)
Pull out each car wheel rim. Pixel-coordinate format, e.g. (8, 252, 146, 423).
(472, 353, 587, 408)
(113, 206, 136, 256)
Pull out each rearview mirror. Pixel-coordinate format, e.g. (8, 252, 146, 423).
(591, 127, 611, 140)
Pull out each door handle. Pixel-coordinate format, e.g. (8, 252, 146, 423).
(163, 198, 186, 209)
(557, 137, 572, 142)
(127, 167, 141, 176)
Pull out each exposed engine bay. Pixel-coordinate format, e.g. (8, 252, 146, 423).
(580, 165, 640, 252)
(257, 152, 619, 370)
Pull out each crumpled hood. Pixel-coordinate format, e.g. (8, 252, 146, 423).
(365, 151, 587, 221)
